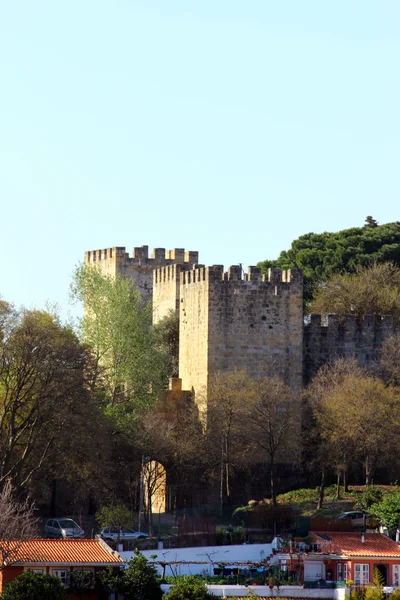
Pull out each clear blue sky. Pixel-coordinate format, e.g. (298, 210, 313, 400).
(1, 1, 399, 318)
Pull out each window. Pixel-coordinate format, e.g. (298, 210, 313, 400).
(51, 569, 69, 586)
(354, 564, 370, 585)
(337, 563, 349, 582)
(393, 565, 400, 587)
(25, 568, 44, 574)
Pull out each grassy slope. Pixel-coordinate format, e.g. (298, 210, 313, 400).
(276, 485, 400, 518)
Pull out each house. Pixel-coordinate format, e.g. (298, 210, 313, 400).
(279, 532, 400, 587)
(0, 538, 123, 598)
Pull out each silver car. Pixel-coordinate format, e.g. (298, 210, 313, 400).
(100, 527, 149, 542)
(44, 518, 85, 539)
(337, 511, 367, 528)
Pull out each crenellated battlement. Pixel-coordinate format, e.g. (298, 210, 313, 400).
(179, 265, 303, 286)
(85, 245, 199, 267)
(307, 313, 394, 331)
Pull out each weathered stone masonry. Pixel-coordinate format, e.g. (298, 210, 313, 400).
(86, 244, 398, 413)
(177, 264, 304, 415)
(303, 313, 397, 384)
(84, 245, 198, 305)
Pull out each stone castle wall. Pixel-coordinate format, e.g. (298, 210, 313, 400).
(177, 264, 304, 414)
(303, 314, 397, 384)
(85, 245, 198, 304)
(86, 244, 398, 412)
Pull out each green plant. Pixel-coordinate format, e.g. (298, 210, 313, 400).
(1, 571, 68, 600)
(96, 503, 137, 531)
(216, 525, 226, 545)
(164, 576, 213, 600)
(350, 586, 365, 600)
(99, 552, 162, 600)
(123, 551, 163, 600)
(389, 588, 400, 600)
(69, 570, 95, 595)
(354, 486, 383, 512)
(233, 525, 245, 544)
(364, 569, 385, 600)
(370, 492, 400, 534)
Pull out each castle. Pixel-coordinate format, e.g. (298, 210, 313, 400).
(85, 245, 397, 412)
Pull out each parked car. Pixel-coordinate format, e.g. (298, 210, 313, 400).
(44, 518, 85, 539)
(338, 511, 367, 528)
(100, 528, 149, 542)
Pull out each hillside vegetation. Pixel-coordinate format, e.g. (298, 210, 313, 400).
(276, 485, 400, 518)
(258, 218, 400, 303)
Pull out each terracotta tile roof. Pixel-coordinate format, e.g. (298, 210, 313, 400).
(312, 532, 400, 558)
(5, 538, 123, 565)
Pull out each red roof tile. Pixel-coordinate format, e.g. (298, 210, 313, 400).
(5, 538, 123, 565)
(312, 532, 400, 558)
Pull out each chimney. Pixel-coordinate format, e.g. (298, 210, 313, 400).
(361, 532, 365, 544)
(396, 530, 400, 544)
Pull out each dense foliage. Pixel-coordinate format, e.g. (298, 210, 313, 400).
(71, 265, 169, 427)
(96, 503, 136, 531)
(370, 492, 400, 535)
(0, 303, 110, 505)
(1, 571, 68, 600)
(164, 576, 213, 600)
(258, 219, 400, 303)
(310, 263, 400, 324)
(100, 552, 162, 600)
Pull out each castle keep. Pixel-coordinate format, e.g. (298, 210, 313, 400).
(178, 264, 303, 414)
(85, 245, 397, 409)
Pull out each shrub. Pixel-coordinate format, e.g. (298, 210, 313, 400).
(370, 492, 400, 534)
(354, 486, 383, 512)
(123, 551, 163, 600)
(164, 576, 213, 600)
(1, 571, 68, 600)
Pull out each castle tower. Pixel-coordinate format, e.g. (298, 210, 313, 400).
(177, 265, 304, 415)
(84, 245, 199, 306)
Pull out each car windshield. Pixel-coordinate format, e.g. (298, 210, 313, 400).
(59, 520, 79, 529)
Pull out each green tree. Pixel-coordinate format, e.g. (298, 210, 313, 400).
(365, 216, 379, 228)
(69, 570, 95, 598)
(122, 551, 163, 600)
(258, 220, 400, 304)
(0, 306, 94, 489)
(310, 263, 400, 324)
(154, 309, 179, 378)
(71, 264, 168, 428)
(1, 571, 67, 600)
(96, 503, 137, 531)
(354, 486, 383, 513)
(164, 576, 213, 600)
(370, 492, 400, 535)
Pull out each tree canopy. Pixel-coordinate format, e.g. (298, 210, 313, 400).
(100, 552, 162, 600)
(310, 263, 400, 324)
(258, 219, 400, 303)
(71, 264, 170, 430)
